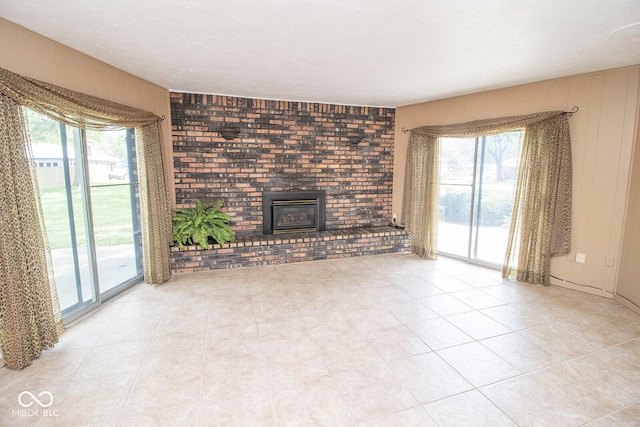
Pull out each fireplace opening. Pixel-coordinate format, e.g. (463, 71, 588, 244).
(263, 191, 325, 235)
(273, 200, 316, 231)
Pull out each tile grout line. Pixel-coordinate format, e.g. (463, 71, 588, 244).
(117, 289, 172, 422)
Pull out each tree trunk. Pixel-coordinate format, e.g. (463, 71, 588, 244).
(494, 151, 504, 182)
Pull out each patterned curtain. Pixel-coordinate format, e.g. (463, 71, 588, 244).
(503, 114, 572, 285)
(137, 123, 172, 283)
(403, 111, 572, 285)
(0, 68, 172, 367)
(402, 132, 440, 259)
(0, 94, 64, 369)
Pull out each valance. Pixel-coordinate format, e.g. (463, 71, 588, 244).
(0, 67, 161, 130)
(408, 111, 565, 138)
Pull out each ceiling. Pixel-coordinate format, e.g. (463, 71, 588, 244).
(2, 0, 640, 107)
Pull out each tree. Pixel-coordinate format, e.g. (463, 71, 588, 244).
(486, 132, 520, 181)
(25, 109, 60, 144)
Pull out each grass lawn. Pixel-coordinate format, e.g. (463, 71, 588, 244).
(40, 184, 137, 249)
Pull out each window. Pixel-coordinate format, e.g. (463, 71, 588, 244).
(438, 131, 522, 266)
(26, 109, 143, 321)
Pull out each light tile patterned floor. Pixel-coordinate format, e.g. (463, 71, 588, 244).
(2, 253, 640, 426)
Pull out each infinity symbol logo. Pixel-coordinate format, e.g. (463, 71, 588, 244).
(18, 391, 53, 408)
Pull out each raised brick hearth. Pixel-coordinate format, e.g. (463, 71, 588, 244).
(170, 226, 408, 273)
(170, 93, 405, 273)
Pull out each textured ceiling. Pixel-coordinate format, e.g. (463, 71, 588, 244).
(1, 0, 640, 107)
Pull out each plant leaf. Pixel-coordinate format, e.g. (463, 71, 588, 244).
(171, 199, 235, 249)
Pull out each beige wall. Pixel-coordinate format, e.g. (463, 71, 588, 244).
(0, 18, 175, 205)
(395, 66, 640, 298)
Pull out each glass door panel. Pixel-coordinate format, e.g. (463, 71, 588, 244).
(34, 119, 97, 316)
(470, 132, 520, 265)
(86, 128, 142, 296)
(438, 137, 476, 258)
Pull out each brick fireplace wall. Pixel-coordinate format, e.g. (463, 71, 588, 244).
(170, 93, 395, 237)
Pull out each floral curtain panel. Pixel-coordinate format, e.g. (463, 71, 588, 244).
(404, 111, 572, 285)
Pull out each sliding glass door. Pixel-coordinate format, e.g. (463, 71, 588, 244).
(438, 131, 521, 266)
(27, 109, 143, 321)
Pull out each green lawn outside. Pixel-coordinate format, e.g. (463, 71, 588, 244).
(40, 184, 137, 249)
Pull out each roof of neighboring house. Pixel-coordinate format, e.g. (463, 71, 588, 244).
(30, 143, 120, 163)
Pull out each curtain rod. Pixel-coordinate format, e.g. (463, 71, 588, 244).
(400, 106, 580, 134)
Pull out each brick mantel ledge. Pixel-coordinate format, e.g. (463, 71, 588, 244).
(170, 226, 409, 273)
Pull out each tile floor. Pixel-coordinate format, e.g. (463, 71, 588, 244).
(2, 253, 640, 426)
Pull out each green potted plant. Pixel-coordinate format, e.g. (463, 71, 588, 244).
(172, 199, 236, 249)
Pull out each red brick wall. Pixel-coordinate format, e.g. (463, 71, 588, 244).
(170, 93, 395, 237)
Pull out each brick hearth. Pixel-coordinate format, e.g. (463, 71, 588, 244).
(170, 226, 408, 273)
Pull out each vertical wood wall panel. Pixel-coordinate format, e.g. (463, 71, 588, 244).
(617, 75, 640, 313)
(583, 72, 628, 287)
